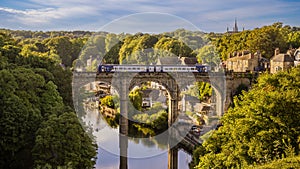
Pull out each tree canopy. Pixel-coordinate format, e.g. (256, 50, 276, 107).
(213, 22, 298, 60)
(194, 66, 300, 168)
(0, 31, 97, 169)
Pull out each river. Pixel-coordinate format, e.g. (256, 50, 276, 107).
(82, 106, 192, 169)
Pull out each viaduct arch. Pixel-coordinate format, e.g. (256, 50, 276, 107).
(72, 71, 252, 169)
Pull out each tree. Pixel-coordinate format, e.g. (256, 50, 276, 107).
(287, 31, 300, 48)
(105, 33, 119, 52)
(103, 41, 122, 64)
(0, 31, 97, 168)
(196, 44, 221, 69)
(213, 23, 292, 60)
(185, 82, 212, 102)
(32, 113, 97, 169)
(195, 66, 300, 168)
(248, 23, 289, 58)
(129, 88, 143, 111)
(154, 36, 195, 58)
(45, 36, 74, 67)
(100, 95, 115, 108)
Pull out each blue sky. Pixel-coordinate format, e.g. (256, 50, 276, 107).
(0, 0, 299, 33)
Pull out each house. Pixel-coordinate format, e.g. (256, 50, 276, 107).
(180, 57, 198, 65)
(294, 47, 300, 67)
(225, 50, 261, 72)
(156, 57, 181, 65)
(141, 89, 163, 108)
(141, 89, 153, 108)
(270, 48, 294, 74)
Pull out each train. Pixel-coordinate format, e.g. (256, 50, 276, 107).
(97, 64, 211, 73)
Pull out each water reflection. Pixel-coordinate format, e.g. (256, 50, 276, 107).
(82, 105, 191, 169)
(97, 147, 191, 169)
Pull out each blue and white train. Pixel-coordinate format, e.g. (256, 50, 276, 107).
(97, 64, 210, 73)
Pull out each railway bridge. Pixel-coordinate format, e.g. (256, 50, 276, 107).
(72, 71, 255, 169)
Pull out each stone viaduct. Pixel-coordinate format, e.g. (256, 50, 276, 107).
(72, 71, 255, 169)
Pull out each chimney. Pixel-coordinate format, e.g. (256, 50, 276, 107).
(275, 48, 280, 56)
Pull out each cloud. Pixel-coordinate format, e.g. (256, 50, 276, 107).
(100, 12, 199, 33)
(0, 6, 100, 25)
(0, 0, 299, 31)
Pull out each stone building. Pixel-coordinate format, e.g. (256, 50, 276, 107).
(270, 48, 294, 74)
(225, 50, 261, 72)
(294, 47, 300, 67)
(180, 57, 198, 65)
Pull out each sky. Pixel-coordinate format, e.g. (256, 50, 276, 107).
(0, 0, 300, 33)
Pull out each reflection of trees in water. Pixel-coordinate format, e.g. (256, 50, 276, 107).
(128, 132, 168, 150)
(82, 102, 169, 151)
(102, 113, 120, 128)
(100, 109, 169, 150)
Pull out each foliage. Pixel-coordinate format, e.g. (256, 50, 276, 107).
(32, 113, 97, 169)
(133, 108, 168, 134)
(116, 32, 200, 64)
(100, 95, 115, 108)
(233, 83, 249, 98)
(154, 36, 196, 58)
(196, 44, 220, 67)
(103, 41, 122, 64)
(245, 155, 300, 169)
(214, 22, 292, 60)
(0, 31, 97, 169)
(185, 82, 212, 102)
(195, 66, 300, 169)
(287, 31, 300, 48)
(129, 88, 143, 111)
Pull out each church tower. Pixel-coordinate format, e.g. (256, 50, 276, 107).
(233, 18, 238, 32)
(226, 18, 240, 33)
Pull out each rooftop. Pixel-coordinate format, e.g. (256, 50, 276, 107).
(271, 54, 294, 62)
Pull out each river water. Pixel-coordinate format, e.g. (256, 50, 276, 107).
(82, 106, 191, 169)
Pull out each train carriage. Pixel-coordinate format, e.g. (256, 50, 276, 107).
(97, 64, 210, 73)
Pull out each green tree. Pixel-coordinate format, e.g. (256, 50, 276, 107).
(100, 95, 115, 108)
(248, 23, 289, 58)
(45, 36, 74, 67)
(287, 31, 300, 48)
(154, 36, 195, 58)
(129, 88, 143, 111)
(0, 31, 97, 168)
(195, 66, 300, 168)
(32, 113, 97, 169)
(213, 23, 291, 60)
